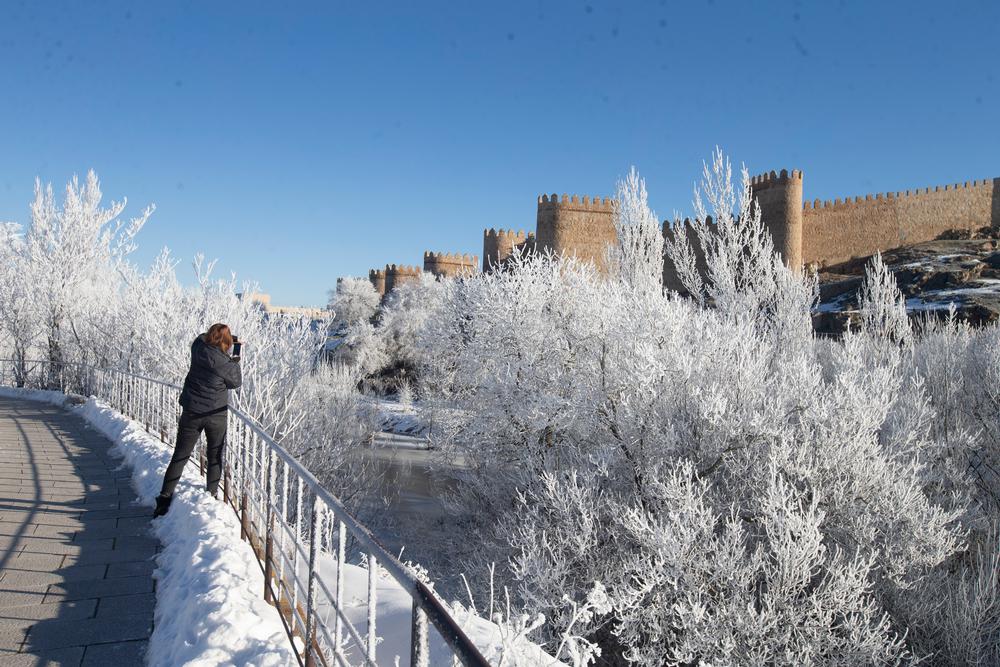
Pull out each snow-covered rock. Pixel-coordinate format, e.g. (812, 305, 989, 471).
(813, 233, 1000, 334)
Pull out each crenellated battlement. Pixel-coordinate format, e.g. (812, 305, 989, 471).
(484, 228, 528, 241)
(368, 268, 387, 296)
(385, 263, 423, 275)
(482, 228, 535, 272)
(800, 176, 998, 268)
(803, 178, 997, 212)
(537, 193, 616, 210)
(423, 251, 478, 264)
(382, 263, 424, 294)
(423, 251, 479, 279)
(749, 169, 803, 191)
(662, 215, 716, 231)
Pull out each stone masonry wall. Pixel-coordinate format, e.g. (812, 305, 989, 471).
(368, 269, 386, 296)
(423, 252, 479, 278)
(383, 264, 423, 293)
(483, 229, 525, 271)
(802, 178, 999, 268)
(535, 194, 617, 271)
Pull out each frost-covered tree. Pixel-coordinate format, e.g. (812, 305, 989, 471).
(0, 223, 40, 383)
(610, 167, 663, 297)
(370, 272, 446, 390)
(329, 276, 380, 328)
(22, 172, 152, 375)
(283, 363, 380, 512)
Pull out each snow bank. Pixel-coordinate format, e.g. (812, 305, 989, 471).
(71, 395, 298, 667)
(0, 386, 78, 406)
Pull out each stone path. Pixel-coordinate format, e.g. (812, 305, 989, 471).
(0, 396, 157, 666)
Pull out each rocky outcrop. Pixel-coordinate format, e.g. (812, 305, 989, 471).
(813, 228, 1000, 335)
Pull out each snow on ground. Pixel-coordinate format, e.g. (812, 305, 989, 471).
(0, 387, 76, 406)
(374, 398, 429, 437)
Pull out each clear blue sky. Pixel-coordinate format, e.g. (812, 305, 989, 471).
(1, 1, 997, 307)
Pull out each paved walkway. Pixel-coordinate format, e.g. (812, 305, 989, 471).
(0, 396, 157, 666)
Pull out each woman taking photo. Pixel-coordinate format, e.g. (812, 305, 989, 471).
(154, 323, 242, 517)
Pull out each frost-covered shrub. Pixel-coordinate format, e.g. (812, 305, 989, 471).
(283, 364, 379, 510)
(328, 276, 379, 328)
(365, 272, 446, 392)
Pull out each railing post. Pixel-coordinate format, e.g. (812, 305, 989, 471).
(278, 464, 289, 608)
(411, 600, 430, 667)
(263, 448, 275, 604)
(240, 490, 249, 542)
(367, 551, 378, 662)
(304, 493, 319, 667)
(293, 477, 303, 617)
(334, 519, 346, 653)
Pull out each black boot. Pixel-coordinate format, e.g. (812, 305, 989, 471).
(153, 494, 172, 518)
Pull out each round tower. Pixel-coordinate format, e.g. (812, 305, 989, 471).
(750, 169, 803, 271)
(384, 264, 423, 293)
(368, 268, 386, 296)
(482, 229, 528, 272)
(535, 194, 617, 272)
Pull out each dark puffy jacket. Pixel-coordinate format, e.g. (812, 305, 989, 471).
(178, 334, 242, 415)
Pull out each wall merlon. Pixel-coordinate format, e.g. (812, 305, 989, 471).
(750, 168, 802, 192)
(808, 175, 999, 216)
(386, 264, 422, 274)
(536, 192, 614, 211)
(483, 228, 528, 240)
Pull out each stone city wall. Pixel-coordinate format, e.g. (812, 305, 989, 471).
(802, 178, 998, 268)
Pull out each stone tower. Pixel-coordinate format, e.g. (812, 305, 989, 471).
(750, 169, 803, 271)
(535, 194, 617, 271)
(423, 252, 479, 278)
(482, 229, 534, 272)
(383, 264, 423, 293)
(368, 268, 386, 297)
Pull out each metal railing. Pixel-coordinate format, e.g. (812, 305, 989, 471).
(0, 359, 491, 667)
